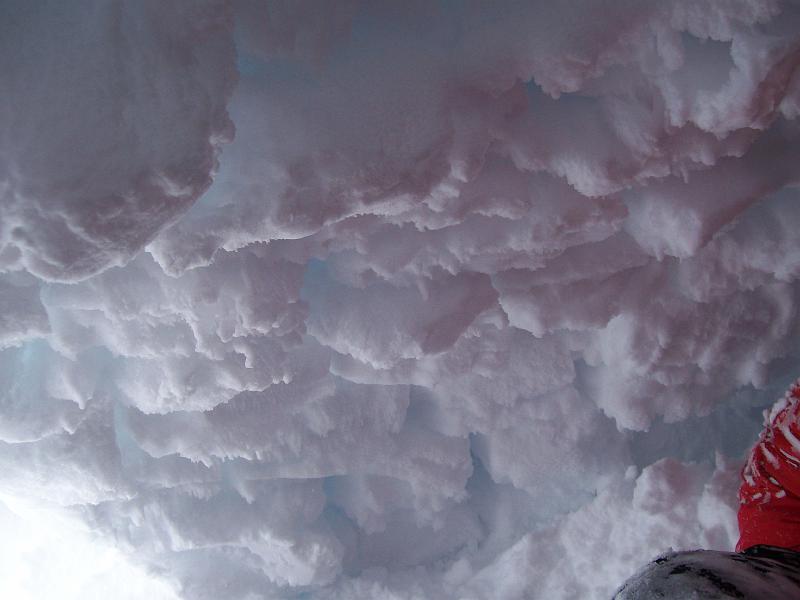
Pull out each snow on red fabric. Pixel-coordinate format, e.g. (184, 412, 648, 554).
(738, 379, 800, 551)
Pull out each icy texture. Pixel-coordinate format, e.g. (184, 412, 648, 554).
(0, 0, 236, 282)
(3, 1, 800, 599)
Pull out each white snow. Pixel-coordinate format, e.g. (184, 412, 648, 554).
(2, 1, 800, 599)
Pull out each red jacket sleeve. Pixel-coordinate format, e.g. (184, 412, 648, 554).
(738, 380, 800, 552)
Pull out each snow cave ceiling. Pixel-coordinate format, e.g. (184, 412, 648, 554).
(2, 1, 800, 598)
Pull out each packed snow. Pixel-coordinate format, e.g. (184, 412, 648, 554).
(2, 1, 800, 598)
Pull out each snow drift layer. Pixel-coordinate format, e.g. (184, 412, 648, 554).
(2, 0, 800, 598)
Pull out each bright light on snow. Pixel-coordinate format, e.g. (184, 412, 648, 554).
(0, 496, 180, 600)
(2, 1, 800, 599)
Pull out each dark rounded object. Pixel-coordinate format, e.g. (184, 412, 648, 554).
(612, 545, 800, 599)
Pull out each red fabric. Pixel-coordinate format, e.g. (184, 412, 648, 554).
(737, 380, 800, 552)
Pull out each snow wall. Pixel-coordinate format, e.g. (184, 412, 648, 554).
(2, 1, 800, 598)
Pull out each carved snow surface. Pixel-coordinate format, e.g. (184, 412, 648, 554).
(3, 1, 800, 599)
